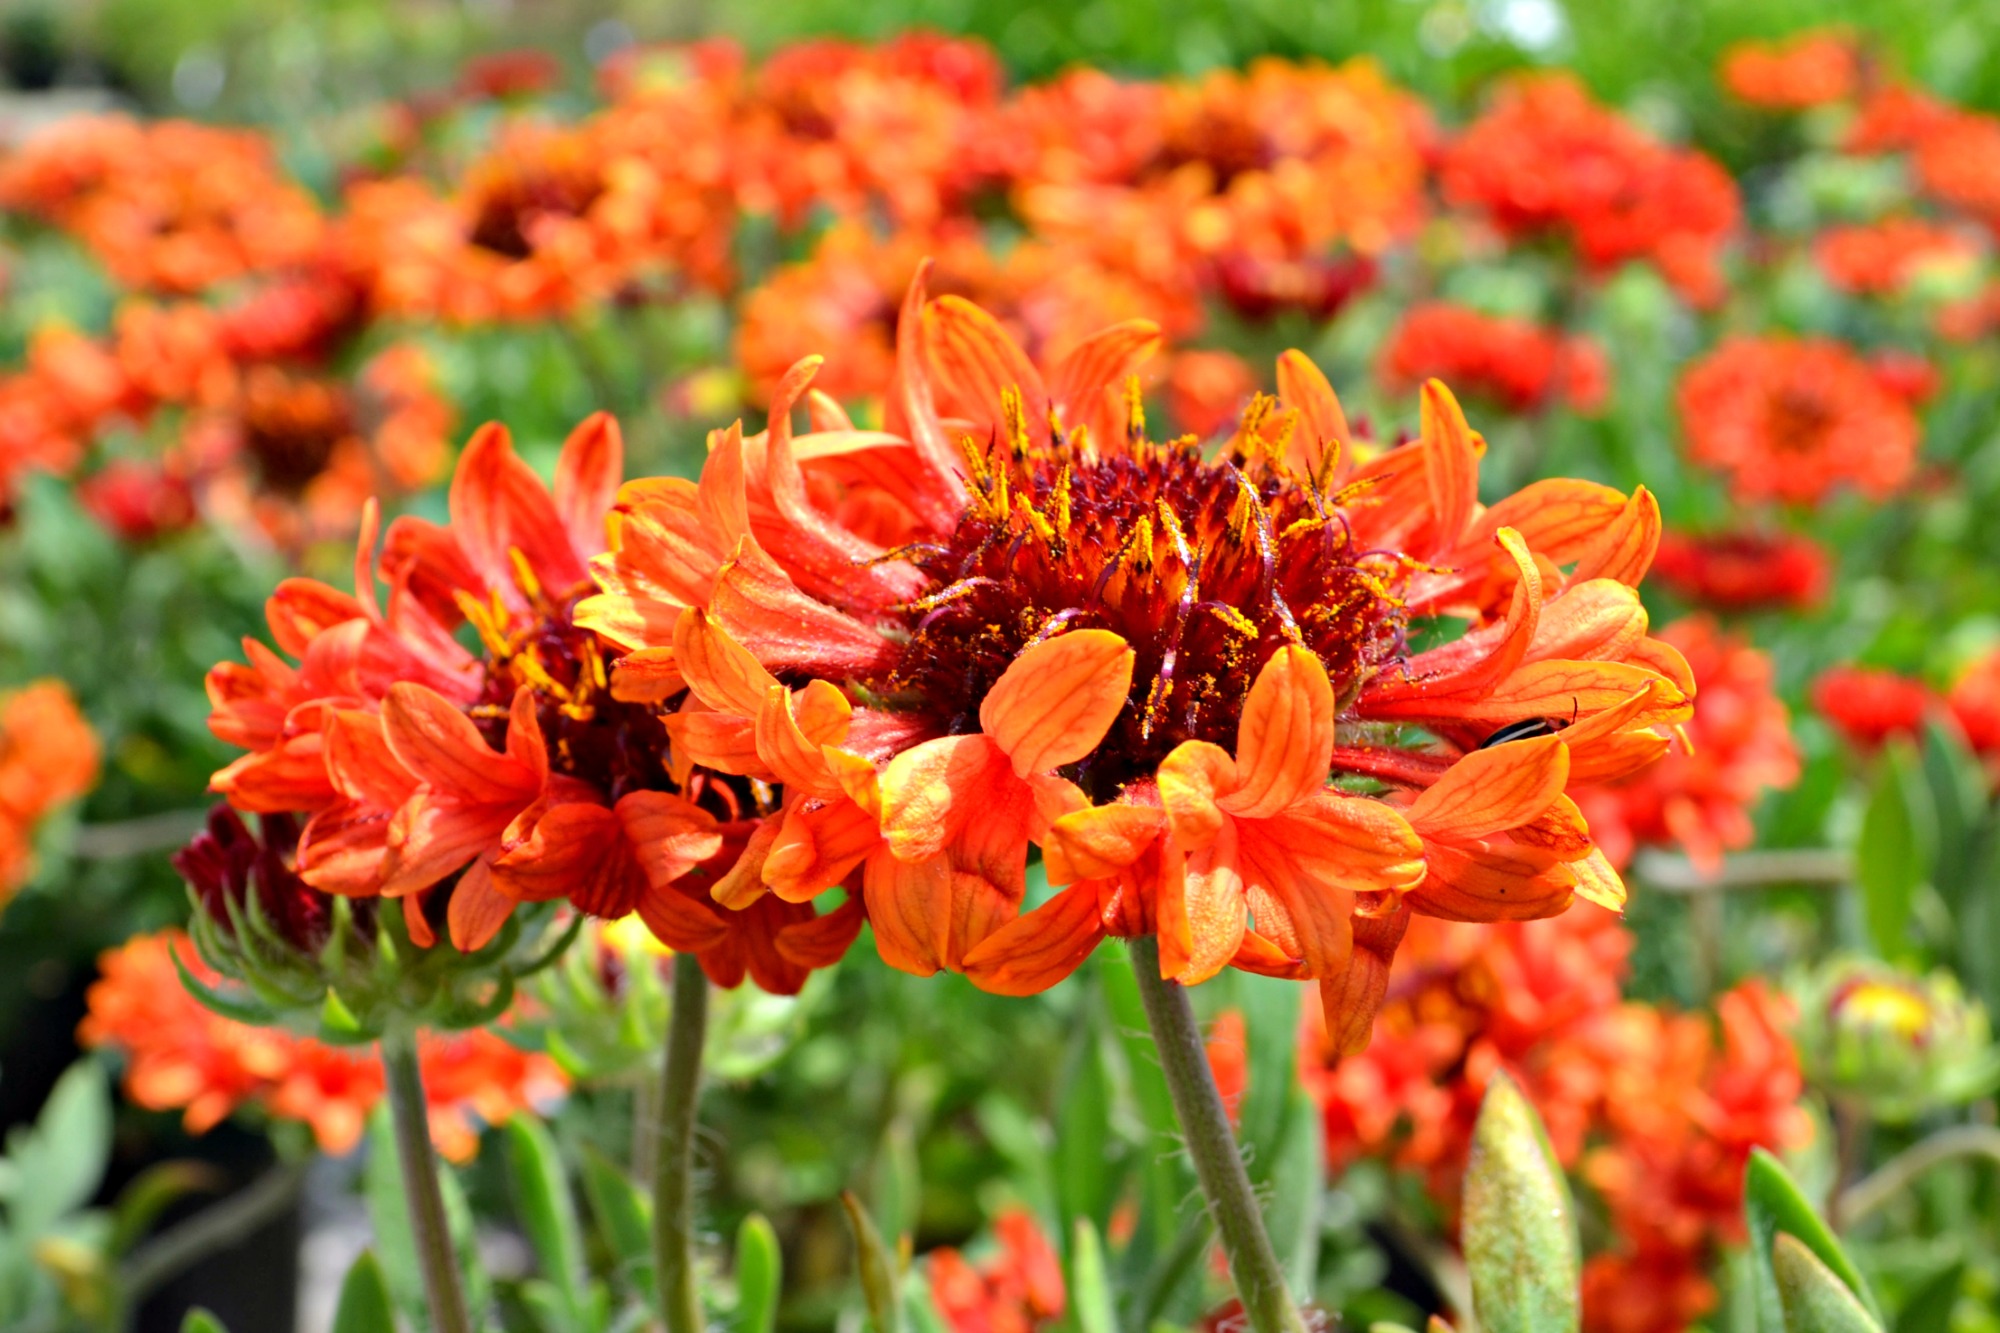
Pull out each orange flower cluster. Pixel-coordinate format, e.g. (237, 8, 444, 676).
(1572, 617, 1799, 874)
(1651, 528, 1830, 612)
(1948, 650, 2000, 772)
(1440, 75, 1739, 306)
(80, 930, 564, 1160)
(0, 679, 99, 905)
(1676, 335, 1919, 506)
(1377, 302, 1609, 415)
(1813, 665, 1933, 750)
(1301, 907, 1809, 1333)
(1814, 217, 1979, 296)
(196, 280, 1690, 1038)
(1720, 32, 1862, 110)
(927, 1209, 1067, 1333)
(0, 116, 325, 294)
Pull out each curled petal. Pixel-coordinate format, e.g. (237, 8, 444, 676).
(382, 683, 538, 803)
(979, 629, 1135, 776)
(1222, 645, 1335, 820)
(1316, 900, 1412, 1057)
(1407, 841, 1574, 922)
(1045, 802, 1167, 884)
(1157, 740, 1235, 849)
(1408, 734, 1570, 840)
(1569, 485, 1660, 586)
(675, 607, 781, 718)
(447, 858, 514, 952)
(879, 735, 1005, 863)
(766, 794, 881, 901)
(1161, 827, 1248, 985)
(1420, 379, 1481, 557)
(553, 412, 622, 563)
(775, 894, 867, 968)
(962, 882, 1108, 995)
(1275, 349, 1349, 478)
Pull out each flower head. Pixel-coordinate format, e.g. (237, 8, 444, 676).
(1719, 32, 1861, 110)
(1814, 217, 1979, 297)
(1378, 302, 1608, 415)
(581, 271, 1688, 1046)
(1650, 527, 1830, 612)
(1793, 957, 1993, 1122)
(0, 680, 100, 905)
(1677, 336, 1920, 506)
(1812, 664, 1932, 750)
(928, 1209, 1066, 1333)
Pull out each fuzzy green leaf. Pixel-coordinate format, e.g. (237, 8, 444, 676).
(1462, 1073, 1579, 1333)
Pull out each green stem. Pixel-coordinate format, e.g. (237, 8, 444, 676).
(654, 955, 710, 1333)
(383, 1032, 473, 1333)
(1127, 937, 1308, 1333)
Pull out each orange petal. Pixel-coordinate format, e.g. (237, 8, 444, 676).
(552, 412, 622, 563)
(765, 794, 881, 901)
(979, 629, 1135, 776)
(618, 791, 726, 892)
(1407, 734, 1570, 839)
(674, 607, 780, 718)
(1420, 380, 1481, 557)
(1220, 645, 1334, 819)
(1044, 802, 1166, 883)
(710, 536, 899, 678)
(775, 894, 867, 968)
(1157, 740, 1235, 849)
(1047, 320, 1161, 422)
(403, 892, 436, 948)
(1275, 349, 1349, 478)
(662, 705, 770, 780)
(878, 735, 1007, 863)
(1317, 900, 1411, 1057)
(608, 647, 687, 704)
(1407, 841, 1574, 922)
(297, 800, 392, 896)
(447, 858, 514, 951)
(1525, 581, 1648, 665)
(1571, 849, 1627, 911)
(962, 882, 1108, 995)
(493, 802, 647, 918)
(925, 295, 1051, 439)
(381, 683, 537, 805)
(754, 680, 852, 793)
(1161, 830, 1248, 985)
(324, 709, 416, 809)
(862, 849, 954, 975)
(711, 815, 783, 909)
(884, 261, 970, 530)
(635, 884, 731, 954)
(448, 421, 585, 595)
(1569, 485, 1660, 587)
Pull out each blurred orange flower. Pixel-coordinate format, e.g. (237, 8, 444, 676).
(81, 930, 564, 1159)
(1442, 74, 1739, 306)
(1677, 335, 1920, 506)
(1719, 32, 1861, 110)
(1814, 217, 1979, 295)
(1650, 527, 1830, 612)
(1378, 302, 1609, 414)
(0, 680, 100, 904)
(1813, 664, 1933, 750)
(928, 1209, 1066, 1333)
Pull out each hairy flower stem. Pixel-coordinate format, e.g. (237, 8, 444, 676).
(383, 1032, 474, 1333)
(1128, 937, 1309, 1333)
(654, 955, 710, 1333)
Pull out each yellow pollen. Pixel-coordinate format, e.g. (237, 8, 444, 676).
(453, 589, 514, 660)
(1000, 385, 1031, 461)
(1052, 465, 1073, 539)
(1123, 375, 1145, 447)
(508, 547, 545, 609)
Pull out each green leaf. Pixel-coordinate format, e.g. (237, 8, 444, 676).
(8, 1060, 112, 1239)
(364, 1105, 490, 1329)
(1745, 1149, 1882, 1330)
(1054, 1010, 1116, 1239)
(1891, 1259, 1963, 1333)
(332, 1251, 398, 1333)
(1069, 1218, 1115, 1333)
(180, 1310, 228, 1333)
(1919, 719, 1984, 913)
(580, 1144, 652, 1270)
(842, 1190, 902, 1333)
(1858, 744, 1925, 960)
(1773, 1234, 1883, 1332)
(1462, 1073, 1579, 1333)
(735, 1213, 782, 1333)
(505, 1115, 588, 1327)
(1262, 1087, 1323, 1296)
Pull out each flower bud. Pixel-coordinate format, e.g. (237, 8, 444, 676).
(1794, 957, 1993, 1122)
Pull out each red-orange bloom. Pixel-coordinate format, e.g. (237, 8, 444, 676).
(1719, 32, 1861, 110)
(1812, 664, 1933, 750)
(0, 680, 100, 905)
(1676, 335, 1920, 506)
(1915, 111, 2000, 228)
(1813, 217, 1979, 296)
(81, 930, 564, 1160)
(928, 1210, 1066, 1333)
(0, 116, 324, 295)
(1651, 527, 1830, 612)
(1441, 75, 1739, 306)
(1378, 302, 1609, 415)
(581, 273, 1687, 1046)
(1947, 649, 2000, 766)
(1572, 617, 1799, 873)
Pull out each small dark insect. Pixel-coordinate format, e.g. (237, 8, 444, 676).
(1477, 699, 1580, 749)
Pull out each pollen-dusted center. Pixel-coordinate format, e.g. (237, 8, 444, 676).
(884, 424, 1413, 795)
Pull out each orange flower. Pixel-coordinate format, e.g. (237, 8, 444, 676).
(928, 1209, 1066, 1333)
(1378, 302, 1609, 414)
(1813, 217, 1979, 295)
(1677, 335, 1920, 506)
(0, 116, 323, 295)
(1915, 111, 2000, 227)
(1843, 85, 1958, 155)
(1947, 649, 2000, 766)
(1719, 31, 1861, 110)
(1572, 617, 1799, 873)
(1651, 527, 1830, 611)
(0, 680, 100, 904)
(81, 929, 565, 1160)
(1442, 74, 1739, 306)
(581, 274, 1687, 1045)
(1813, 664, 1933, 750)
